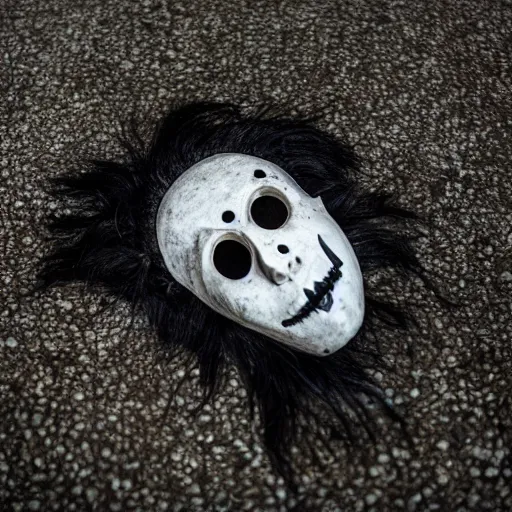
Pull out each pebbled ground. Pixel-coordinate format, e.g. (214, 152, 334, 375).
(1, 0, 511, 510)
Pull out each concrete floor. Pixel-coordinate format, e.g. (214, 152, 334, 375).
(1, 0, 511, 510)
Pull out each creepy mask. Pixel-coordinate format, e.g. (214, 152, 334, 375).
(157, 153, 365, 356)
(39, 102, 428, 477)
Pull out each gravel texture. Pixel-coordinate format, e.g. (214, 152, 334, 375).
(1, 0, 511, 510)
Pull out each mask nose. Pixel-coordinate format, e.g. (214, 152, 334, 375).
(267, 268, 289, 285)
(254, 243, 301, 285)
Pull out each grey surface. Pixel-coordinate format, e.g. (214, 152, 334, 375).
(1, 0, 511, 510)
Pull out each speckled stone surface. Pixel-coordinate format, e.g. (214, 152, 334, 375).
(1, 0, 511, 510)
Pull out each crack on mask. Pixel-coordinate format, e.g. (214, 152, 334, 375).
(282, 235, 343, 328)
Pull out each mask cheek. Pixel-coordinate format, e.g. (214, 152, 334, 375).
(335, 279, 365, 339)
(204, 268, 293, 333)
(205, 275, 253, 319)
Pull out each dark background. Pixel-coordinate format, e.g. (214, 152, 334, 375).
(1, 0, 511, 510)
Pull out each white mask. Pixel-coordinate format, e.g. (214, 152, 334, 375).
(156, 153, 365, 356)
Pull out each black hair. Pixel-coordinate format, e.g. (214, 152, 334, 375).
(38, 102, 425, 479)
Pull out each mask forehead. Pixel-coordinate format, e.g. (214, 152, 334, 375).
(157, 153, 365, 356)
(161, 153, 302, 223)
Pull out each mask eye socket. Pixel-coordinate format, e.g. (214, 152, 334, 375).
(250, 195, 288, 230)
(213, 240, 252, 279)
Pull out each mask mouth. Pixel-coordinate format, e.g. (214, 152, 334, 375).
(281, 235, 343, 328)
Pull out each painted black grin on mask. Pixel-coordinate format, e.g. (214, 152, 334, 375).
(282, 235, 343, 328)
